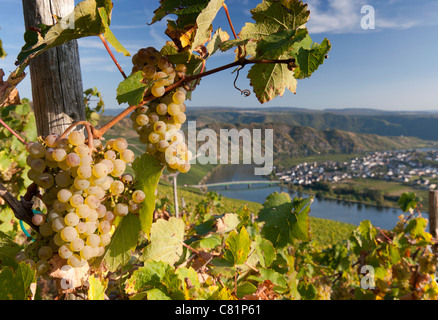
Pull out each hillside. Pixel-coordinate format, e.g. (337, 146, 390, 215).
(98, 111, 434, 171)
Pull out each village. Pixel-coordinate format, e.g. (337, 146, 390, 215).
(275, 149, 438, 190)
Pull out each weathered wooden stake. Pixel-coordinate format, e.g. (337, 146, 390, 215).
(429, 190, 438, 238)
(22, 0, 85, 137)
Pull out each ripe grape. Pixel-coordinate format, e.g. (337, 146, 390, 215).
(68, 131, 86, 146)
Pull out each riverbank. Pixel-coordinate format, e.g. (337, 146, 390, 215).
(280, 178, 430, 213)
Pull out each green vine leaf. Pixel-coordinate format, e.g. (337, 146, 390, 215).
(17, 0, 113, 64)
(142, 217, 185, 265)
(190, 0, 225, 52)
(100, 214, 141, 272)
(257, 192, 312, 247)
(132, 153, 165, 236)
(0, 231, 22, 268)
(88, 275, 108, 300)
(294, 38, 331, 79)
(223, 227, 251, 265)
(98, 7, 130, 56)
(116, 71, 148, 106)
(0, 262, 35, 300)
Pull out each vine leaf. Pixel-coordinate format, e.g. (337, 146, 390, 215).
(17, 0, 113, 64)
(294, 38, 331, 79)
(257, 192, 312, 247)
(132, 153, 165, 236)
(0, 262, 35, 300)
(100, 214, 141, 272)
(235, 0, 330, 103)
(0, 231, 22, 268)
(87, 275, 108, 300)
(98, 7, 130, 56)
(223, 227, 251, 265)
(206, 28, 230, 56)
(255, 235, 276, 268)
(116, 71, 148, 106)
(190, 0, 225, 52)
(142, 217, 185, 266)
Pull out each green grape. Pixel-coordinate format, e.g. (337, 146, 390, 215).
(167, 156, 180, 169)
(32, 213, 46, 226)
(52, 148, 67, 162)
(153, 121, 166, 134)
(76, 204, 90, 219)
(104, 211, 115, 223)
(156, 103, 168, 115)
(77, 165, 92, 179)
(172, 91, 186, 104)
(99, 159, 114, 173)
(65, 152, 81, 167)
(112, 159, 126, 177)
(45, 134, 59, 148)
(104, 150, 117, 161)
(53, 232, 65, 246)
(148, 112, 159, 123)
(57, 189, 73, 202)
(100, 233, 111, 246)
(114, 203, 129, 217)
(136, 114, 149, 126)
(151, 85, 165, 97)
(120, 149, 135, 163)
(58, 245, 73, 259)
(173, 112, 187, 124)
(110, 180, 125, 195)
(37, 173, 55, 189)
(175, 64, 187, 73)
(132, 190, 146, 203)
(98, 220, 111, 234)
(92, 163, 109, 179)
(36, 260, 50, 275)
(86, 234, 101, 248)
(67, 254, 84, 268)
(167, 103, 180, 116)
(69, 194, 84, 207)
(143, 65, 156, 78)
(55, 171, 72, 188)
(80, 154, 93, 166)
(27, 169, 40, 181)
(38, 246, 53, 261)
(178, 162, 191, 173)
(74, 177, 90, 190)
(70, 237, 85, 252)
(64, 212, 80, 227)
(129, 201, 141, 213)
(113, 138, 128, 152)
(83, 221, 97, 236)
(61, 226, 78, 242)
(75, 144, 89, 157)
(157, 140, 169, 152)
(86, 209, 98, 222)
(28, 142, 46, 158)
(80, 246, 95, 260)
(39, 222, 54, 237)
(30, 158, 46, 173)
(52, 217, 67, 233)
(85, 195, 100, 210)
(75, 221, 87, 234)
(68, 131, 86, 146)
(121, 173, 134, 184)
(148, 132, 160, 144)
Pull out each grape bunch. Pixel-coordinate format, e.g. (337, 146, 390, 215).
(16, 131, 145, 276)
(129, 47, 192, 173)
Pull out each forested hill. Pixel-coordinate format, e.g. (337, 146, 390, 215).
(183, 107, 438, 141)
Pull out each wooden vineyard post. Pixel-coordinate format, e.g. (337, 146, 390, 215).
(21, 0, 85, 137)
(429, 190, 438, 239)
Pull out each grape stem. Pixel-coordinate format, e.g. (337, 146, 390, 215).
(0, 117, 28, 145)
(93, 57, 296, 138)
(222, 3, 238, 40)
(98, 34, 127, 79)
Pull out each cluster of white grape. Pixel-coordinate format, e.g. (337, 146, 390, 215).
(130, 47, 191, 173)
(17, 131, 145, 275)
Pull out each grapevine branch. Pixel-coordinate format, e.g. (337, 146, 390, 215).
(93, 57, 296, 138)
(0, 117, 28, 145)
(98, 34, 127, 79)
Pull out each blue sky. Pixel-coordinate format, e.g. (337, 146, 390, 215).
(1, 0, 438, 112)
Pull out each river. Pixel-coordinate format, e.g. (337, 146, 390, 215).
(205, 164, 404, 230)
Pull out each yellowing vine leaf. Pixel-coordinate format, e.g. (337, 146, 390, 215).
(142, 217, 185, 265)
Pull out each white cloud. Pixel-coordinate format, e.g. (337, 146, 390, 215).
(305, 0, 432, 34)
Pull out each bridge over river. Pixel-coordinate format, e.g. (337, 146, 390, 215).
(185, 180, 282, 189)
